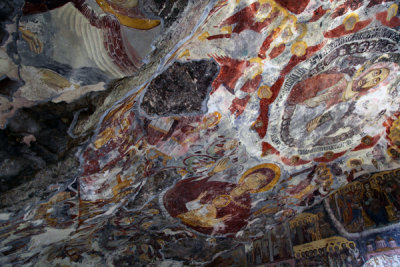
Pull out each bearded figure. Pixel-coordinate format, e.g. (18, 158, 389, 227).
(287, 62, 395, 132)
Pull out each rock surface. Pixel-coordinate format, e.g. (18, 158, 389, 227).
(141, 60, 218, 116)
(1, 0, 400, 266)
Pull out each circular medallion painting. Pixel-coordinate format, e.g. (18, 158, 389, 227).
(268, 27, 400, 156)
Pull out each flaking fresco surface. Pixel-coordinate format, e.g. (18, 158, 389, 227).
(1, 0, 400, 266)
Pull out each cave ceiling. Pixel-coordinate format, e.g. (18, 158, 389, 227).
(1, 0, 400, 266)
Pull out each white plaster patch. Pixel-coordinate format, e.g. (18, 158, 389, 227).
(0, 213, 12, 221)
(29, 227, 74, 250)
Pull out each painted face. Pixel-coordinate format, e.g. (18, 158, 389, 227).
(324, 151, 334, 159)
(389, 147, 400, 158)
(290, 155, 300, 163)
(241, 173, 267, 191)
(356, 68, 390, 90)
(387, 4, 398, 21)
(349, 159, 362, 168)
(344, 16, 357, 31)
(362, 136, 372, 145)
(385, 186, 393, 193)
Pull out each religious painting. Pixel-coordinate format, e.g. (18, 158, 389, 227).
(329, 181, 369, 232)
(358, 231, 400, 262)
(183, 138, 249, 183)
(247, 235, 270, 265)
(294, 236, 362, 267)
(0, 0, 164, 127)
(327, 168, 400, 233)
(270, 223, 293, 262)
(3, 0, 400, 266)
(19, 0, 161, 79)
(154, 112, 223, 157)
(181, 140, 246, 179)
(289, 208, 362, 267)
(385, 113, 400, 161)
(0, 0, 164, 117)
(162, 163, 280, 235)
(280, 163, 334, 207)
(79, 93, 148, 200)
(268, 27, 400, 157)
(290, 213, 321, 246)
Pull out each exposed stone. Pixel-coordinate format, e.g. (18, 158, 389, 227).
(0, 95, 101, 195)
(141, 60, 218, 116)
(2, 0, 400, 266)
(142, 0, 189, 28)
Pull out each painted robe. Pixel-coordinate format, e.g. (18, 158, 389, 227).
(163, 176, 251, 235)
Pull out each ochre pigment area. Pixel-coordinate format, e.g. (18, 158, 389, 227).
(1, 0, 400, 266)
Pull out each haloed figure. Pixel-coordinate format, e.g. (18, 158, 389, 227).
(20, 0, 161, 78)
(287, 62, 392, 132)
(164, 164, 280, 235)
(176, 173, 271, 230)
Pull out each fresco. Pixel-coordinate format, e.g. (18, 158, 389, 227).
(163, 163, 280, 235)
(1, 0, 400, 266)
(327, 168, 400, 233)
(270, 31, 399, 154)
(0, 0, 164, 127)
(20, 0, 161, 77)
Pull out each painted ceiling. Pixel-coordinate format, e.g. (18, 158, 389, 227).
(1, 0, 400, 266)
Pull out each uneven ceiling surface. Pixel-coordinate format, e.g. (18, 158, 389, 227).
(1, 0, 400, 266)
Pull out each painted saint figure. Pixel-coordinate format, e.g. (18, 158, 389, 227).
(384, 180, 400, 214)
(284, 164, 333, 205)
(0, 0, 163, 126)
(163, 163, 280, 235)
(20, 0, 161, 78)
(287, 62, 393, 132)
(362, 182, 389, 226)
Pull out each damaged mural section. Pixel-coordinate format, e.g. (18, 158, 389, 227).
(1, 0, 400, 266)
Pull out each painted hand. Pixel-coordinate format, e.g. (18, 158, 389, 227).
(210, 157, 231, 175)
(221, 214, 232, 222)
(306, 114, 323, 132)
(20, 27, 43, 54)
(196, 191, 208, 200)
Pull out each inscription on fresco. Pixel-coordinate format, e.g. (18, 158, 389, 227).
(3, 0, 400, 266)
(268, 27, 400, 156)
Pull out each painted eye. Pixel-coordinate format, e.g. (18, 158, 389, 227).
(373, 78, 380, 84)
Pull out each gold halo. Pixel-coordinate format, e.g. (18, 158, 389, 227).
(202, 112, 222, 128)
(291, 41, 307, 57)
(361, 135, 373, 145)
(212, 195, 231, 208)
(346, 158, 363, 168)
(238, 163, 281, 193)
(96, 0, 160, 30)
(290, 155, 300, 163)
(258, 85, 273, 99)
(343, 13, 359, 31)
(387, 146, 400, 158)
(324, 151, 334, 159)
(387, 4, 398, 21)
